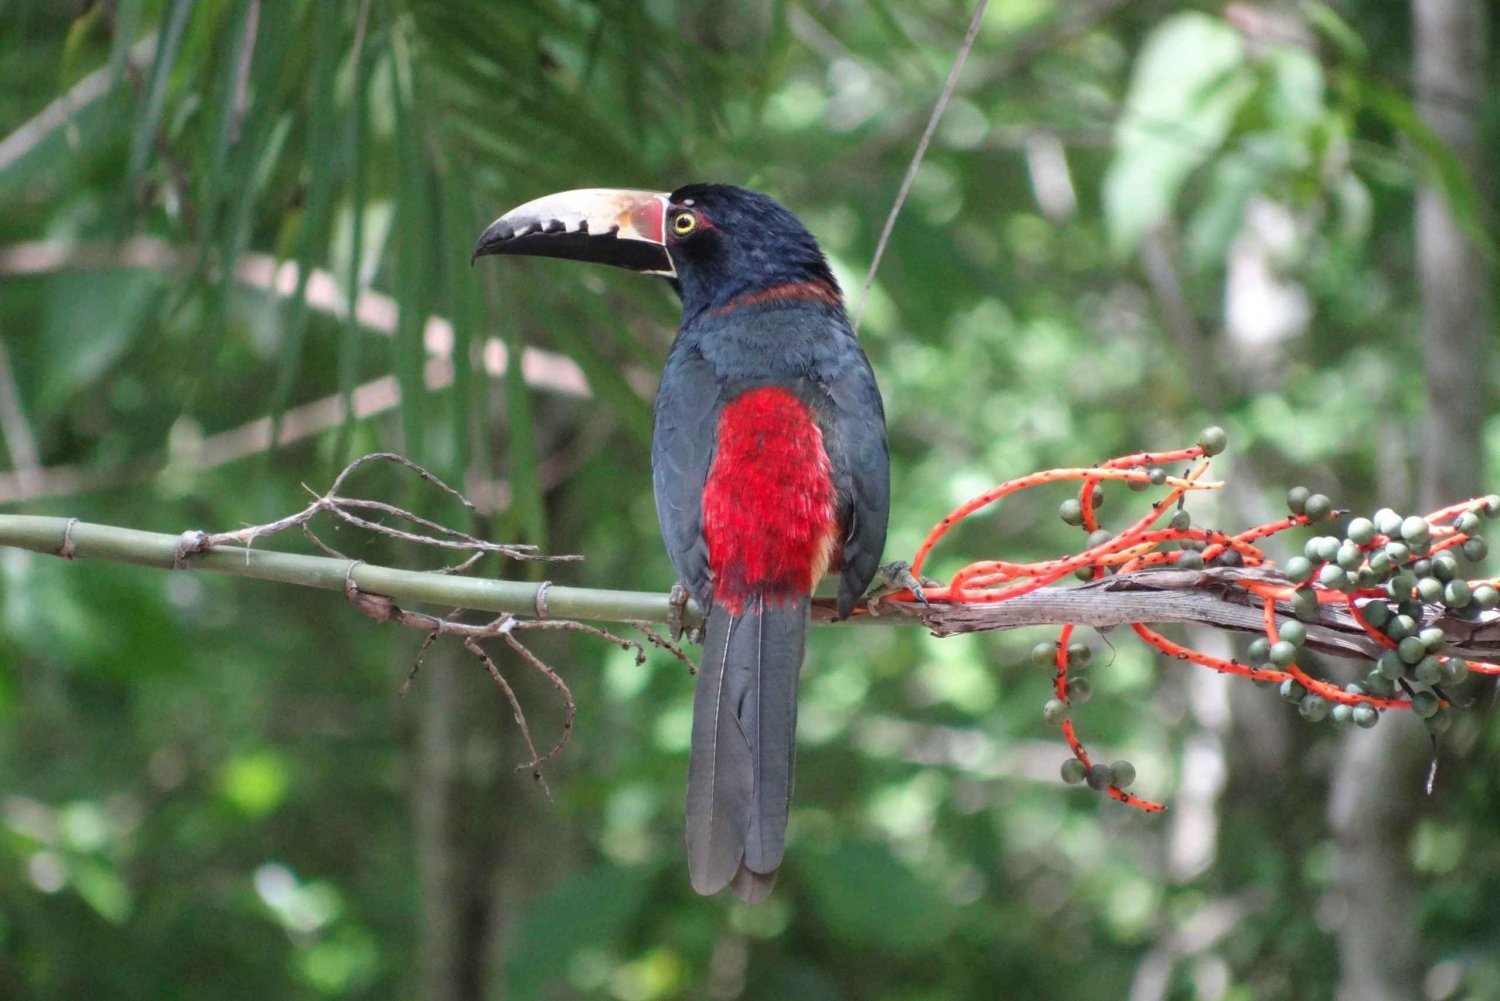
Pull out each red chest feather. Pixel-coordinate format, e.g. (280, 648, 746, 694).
(702, 387, 838, 614)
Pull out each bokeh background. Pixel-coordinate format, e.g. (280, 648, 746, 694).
(2, 1, 1497, 999)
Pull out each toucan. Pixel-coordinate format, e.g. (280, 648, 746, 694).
(474, 185, 889, 901)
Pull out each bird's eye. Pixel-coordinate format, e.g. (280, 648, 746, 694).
(671, 211, 697, 236)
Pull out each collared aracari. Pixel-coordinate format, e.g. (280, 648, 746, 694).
(474, 185, 889, 901)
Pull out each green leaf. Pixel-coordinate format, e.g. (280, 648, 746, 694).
(269, 1, 344, 447)
(504, 862, 653, 1001)
(70, 857, 132, 925)
(1357, 77, 1498, 265)
(126, 0, 193, 189)
(1103, 12, 1251, 257)
(801, 840, 953, 952)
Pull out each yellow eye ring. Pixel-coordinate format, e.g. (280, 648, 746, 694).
(671, 211, 697, 236)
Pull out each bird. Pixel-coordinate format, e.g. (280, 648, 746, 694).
(473, 184, 889, 901)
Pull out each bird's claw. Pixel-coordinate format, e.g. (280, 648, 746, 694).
(668, 583, 703, 643)
(868, 560, 941, 613)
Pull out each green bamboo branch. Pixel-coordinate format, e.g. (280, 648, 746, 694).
(0, 514, 701, 628)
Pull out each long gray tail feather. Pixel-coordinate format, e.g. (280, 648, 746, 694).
(685, 594, 809, 900)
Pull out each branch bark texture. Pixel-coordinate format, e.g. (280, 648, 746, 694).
(5, 515, 1500, 661)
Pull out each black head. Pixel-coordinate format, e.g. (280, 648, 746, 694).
(661, 184, 840, 320)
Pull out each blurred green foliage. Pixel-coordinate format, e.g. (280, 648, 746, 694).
(0, 1, 1497, 999)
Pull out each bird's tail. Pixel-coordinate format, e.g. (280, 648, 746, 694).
(686, 593, 809, 902)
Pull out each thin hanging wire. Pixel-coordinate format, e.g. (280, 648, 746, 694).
(853, 0, 989, 332)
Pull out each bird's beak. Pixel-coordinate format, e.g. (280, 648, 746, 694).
(472, 188, 675, 277)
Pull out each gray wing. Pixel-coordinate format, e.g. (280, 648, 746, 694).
(651, 339, 722, 608)
(822, 342, 890, 619)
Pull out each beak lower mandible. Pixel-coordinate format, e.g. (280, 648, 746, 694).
(472, 188, 675, 277)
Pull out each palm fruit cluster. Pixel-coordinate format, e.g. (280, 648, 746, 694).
(1264, 488, 1500, 735)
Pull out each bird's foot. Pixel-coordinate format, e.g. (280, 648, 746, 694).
(867, 560, 941, 614)
(667, 583, 702, 643)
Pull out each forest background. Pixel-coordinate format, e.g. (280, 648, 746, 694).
(0, 2, 1496, 1000)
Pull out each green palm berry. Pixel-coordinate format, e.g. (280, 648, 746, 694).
(1067, 642, 1092, 669)
(1285, 556, 1313, 584)
(1316, 537, 1342, 563)
(1293, 587, 1321, 621)
(1061, 758, 1087, 784)
(1109, 760, 1136, 789)
(1031, 641, 1059, 668)
(1345, 682, 1367, 696)
(1043, 699, 1071, 725)
(1149, 468, 1168, 486)
(1279, 620, 1307, 647)
(1248, 637, 1271, 661)
(1269, 641, 1298, 667)
(1483, 495, 1500, 518)
(1385, 614, 1416, 641)
(1419, 627, 1447, 652)
(1376, 650, 1405, 681)
(1087, 529, 1113, 549)
(1059, 498, 1084, 526)
(1442, 658, 1469, 684)
(1086, 763, 1113, 791)
(1353, 704, 1379, 728)
(1305, 494, 1334, 522)
(1431, 554, 1458, 581)
(1279, 679, 1306, 703)
(1374, 508, 1403, 536)
(1360, 600, 1391, 627)
(1336, 543, 1364, 571)
(1331, 703, 1354, 724)
(1299, 695, 1330, 722)
(1304, 538, 1325, 562)
(1384, 542, 1410, 566)
(1401, 516, 1431, 544)
(1473, 584, 1499, 610)
(1411, 691, 1441, 719)
(1368, 550, 1393, 575)
(1413, 657, 1443, 686)
(1417, 577, 1444, 603)
(1398, 599, 1425, 619)
(1287, 486, 1311, 516)
(1364, 671, 1396, 697)
(1411, 560, 1432, 579)
(1169, 509, 1191, 531)
(1066, 677, 1093, 704)
(1075, 566, 1095, 581)
(1456, 512, 1482, 535)
(1090, 487, 1105, 510)
(1397, 636, 1427, 664)
(1320, 564, 1349, 589)
(1462, 537, 1489, 562)
(1386, 570, 1410, 603)
(1177, 551, 1205, 570)
(1425, 706, 1452, 735)
(1197, 426, 1228, 456)
(1347, 518, 1377, 546)
(1128, 468, 1149, 492)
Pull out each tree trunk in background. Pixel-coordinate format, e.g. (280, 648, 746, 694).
(414, 644, 477, 1001)
(1331, 3, 1492, 999)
